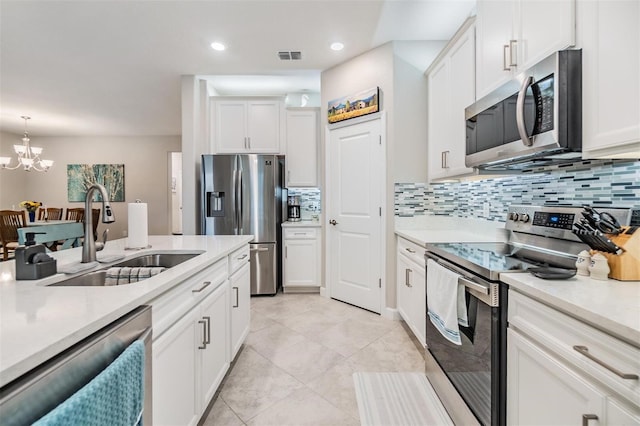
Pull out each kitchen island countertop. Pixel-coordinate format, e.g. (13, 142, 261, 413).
(0, 235, 253, 387)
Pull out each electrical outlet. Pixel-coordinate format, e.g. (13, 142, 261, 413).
(483, 202, 490, 217)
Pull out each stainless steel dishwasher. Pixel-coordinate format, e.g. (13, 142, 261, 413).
(0, 305, 152, 425)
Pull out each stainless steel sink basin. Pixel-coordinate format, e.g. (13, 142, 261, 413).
(48, 251, 204, 287)
(112, 253, 202, 268)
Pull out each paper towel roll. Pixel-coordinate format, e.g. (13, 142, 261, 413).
(128, 201, 148, 248)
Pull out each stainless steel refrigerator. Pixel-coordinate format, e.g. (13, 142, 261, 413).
(201, 154, 283, 295)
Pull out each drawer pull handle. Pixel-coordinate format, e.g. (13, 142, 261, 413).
(192, 281, 211, 293)
(198, 319, 207, 349)
(573, 345, 639, 380)
(582, 414, 598, 426)
(405, 247, 416, 254)
(237, 254, 248, 260)
(294, 232, 306, 235)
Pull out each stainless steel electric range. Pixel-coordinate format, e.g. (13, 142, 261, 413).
(424, 205, 639, 426)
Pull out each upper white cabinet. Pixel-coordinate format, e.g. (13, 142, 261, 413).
(476, 0, 576, 99)
(285, 108, 319, 187)
(427, 19, 476, 181)
(577, 0, 640, 158)
(212, 98, 283, 153)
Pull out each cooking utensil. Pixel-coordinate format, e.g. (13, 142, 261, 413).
(581, 206, 622, 234)
(528, 266, 577, 280)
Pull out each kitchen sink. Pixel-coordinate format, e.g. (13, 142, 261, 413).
(48, 251, 204, 287)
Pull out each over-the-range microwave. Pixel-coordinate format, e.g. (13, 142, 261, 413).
(465, 49, 582, 171)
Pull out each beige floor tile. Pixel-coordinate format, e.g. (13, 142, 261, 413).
(249, 308, 277, 333)
(202, 398, 245, 426)
(245, 322, 307, 359)
(346, 327, 426, 373)
(306, 360, 361, 421)
(269, 338, 345, 383)
(274, 308, 346, 338)
(246, 388, 359, 426)
(219, 347, 305, 421)
(314, 316, 395, 357)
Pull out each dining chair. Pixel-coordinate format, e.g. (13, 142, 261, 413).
(0, 210, 27, 261)
(37, 207, 64, 221)
(66, 208, 85, 222)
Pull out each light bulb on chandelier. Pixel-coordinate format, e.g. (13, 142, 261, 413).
(0, 116, 53, 172)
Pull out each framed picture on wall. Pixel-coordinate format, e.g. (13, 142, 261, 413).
(327, 86, 380, 123)
(67, 164, 125, 202)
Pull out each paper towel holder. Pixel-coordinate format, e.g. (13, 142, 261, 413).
(125, 199, 152, 250)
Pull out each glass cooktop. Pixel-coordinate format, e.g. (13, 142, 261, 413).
(425, 242, 543, 281)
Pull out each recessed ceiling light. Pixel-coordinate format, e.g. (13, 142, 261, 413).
(211, 42, 226, 51)
(330, 42, 344, 51)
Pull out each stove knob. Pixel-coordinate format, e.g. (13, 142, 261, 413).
(509, 212, 519, 221)
(519, 213, 530, 223)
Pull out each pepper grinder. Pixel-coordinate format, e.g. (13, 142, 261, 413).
(575, 250, 591, 276)
(588, 253, 610, 281)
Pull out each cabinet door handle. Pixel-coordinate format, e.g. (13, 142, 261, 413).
(441, 151, 450, 169)
(573, 345, 639, 380)
(203, 316, 211, 344)
(503, 44, 510, 71)
(198, 319, 207, 349)
(405, 247, 416, 254)
(285, 246, 287, 258)
(405, 268, 412, 287)
(192, 281, 211, 293)
(582, 414, 598, 426)
(509, 39, 517, 67)
(287, 170, 291, 184)
(233, 286, 239, 308)
(247, 137, 251, 149)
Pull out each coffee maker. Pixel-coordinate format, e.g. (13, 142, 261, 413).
(287, 196, 301, 222)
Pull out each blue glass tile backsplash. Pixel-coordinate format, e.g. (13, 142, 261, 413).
(286, 188, 321, 220)
(395, 160, 640, 221)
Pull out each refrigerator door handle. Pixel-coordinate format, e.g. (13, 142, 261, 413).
(238, 169, 244, 234)
(233, 163, 240, 235)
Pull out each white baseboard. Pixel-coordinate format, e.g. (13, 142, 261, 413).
(320, 287, 327, 298)
(383, 307, 401, 320)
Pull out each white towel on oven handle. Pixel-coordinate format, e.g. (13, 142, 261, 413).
(426, 259, 468, 345)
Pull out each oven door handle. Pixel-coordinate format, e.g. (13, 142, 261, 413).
(458, 276, 489, 295)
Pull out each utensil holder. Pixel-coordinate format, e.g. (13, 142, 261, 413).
(591, 226, 640, 281)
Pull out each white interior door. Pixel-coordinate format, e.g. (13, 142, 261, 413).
(327, 118, 383, 313)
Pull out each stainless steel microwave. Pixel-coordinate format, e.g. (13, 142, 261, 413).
(465, 49, 582, 171)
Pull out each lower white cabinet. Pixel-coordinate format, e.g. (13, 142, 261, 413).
(230, 261, 250, 360)
(507, 290, 640, 425)
(283, 227, 321, 291)
(396, 237, 426, 347)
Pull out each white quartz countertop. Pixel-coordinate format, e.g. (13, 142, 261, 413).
(281, 220, 322, 228)
(0, 235, 253, 386)
(502, 272, 640, 347)
(395, 216, 508, 245)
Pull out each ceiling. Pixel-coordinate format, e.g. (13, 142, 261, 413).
(0, 0, 475, 137)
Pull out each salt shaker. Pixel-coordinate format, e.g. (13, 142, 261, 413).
(588, 253, 610, 281)
(575, 250, 591, 276)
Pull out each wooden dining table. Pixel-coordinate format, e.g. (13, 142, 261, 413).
(17, 221, 84, 250)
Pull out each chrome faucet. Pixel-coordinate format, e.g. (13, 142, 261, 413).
(81, 183, 116, 263)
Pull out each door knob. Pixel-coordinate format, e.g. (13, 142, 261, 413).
(329, 219, 338, 226)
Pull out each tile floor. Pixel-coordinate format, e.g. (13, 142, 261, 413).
(202, 293, 428, 426)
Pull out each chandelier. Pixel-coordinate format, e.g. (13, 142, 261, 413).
(0, 116, 54, 172)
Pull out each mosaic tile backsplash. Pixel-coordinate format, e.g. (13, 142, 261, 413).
(286, 188, 321, 220)
(395, 159, 640, 221)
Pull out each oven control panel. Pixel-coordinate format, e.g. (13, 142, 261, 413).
(505, 205, 638, 240)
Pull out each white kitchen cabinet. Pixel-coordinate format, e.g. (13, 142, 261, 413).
(578, 0, 640, 159)
(150, 257, 235, 425)
(212, 99, 283, 153)
(427, 18, 475, 181)
(199, 283, 229, 409)
(475, 0, 575, 99)
(283, 227, 321, 291)
(285, 108, 318, 187)
(153, 309, 200, 426)
(508, 290, 640, 425)
(396, 237, 426, 347)
(230, 260, 250, 360)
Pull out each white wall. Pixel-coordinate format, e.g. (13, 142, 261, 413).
(0, 133, 180, 239)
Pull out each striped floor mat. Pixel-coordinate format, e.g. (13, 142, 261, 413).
(353, 372, 453, 426)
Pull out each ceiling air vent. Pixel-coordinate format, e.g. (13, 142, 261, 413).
(278, 51, 302, 60)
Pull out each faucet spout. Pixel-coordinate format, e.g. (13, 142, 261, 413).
(81, 183, 115, 263)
